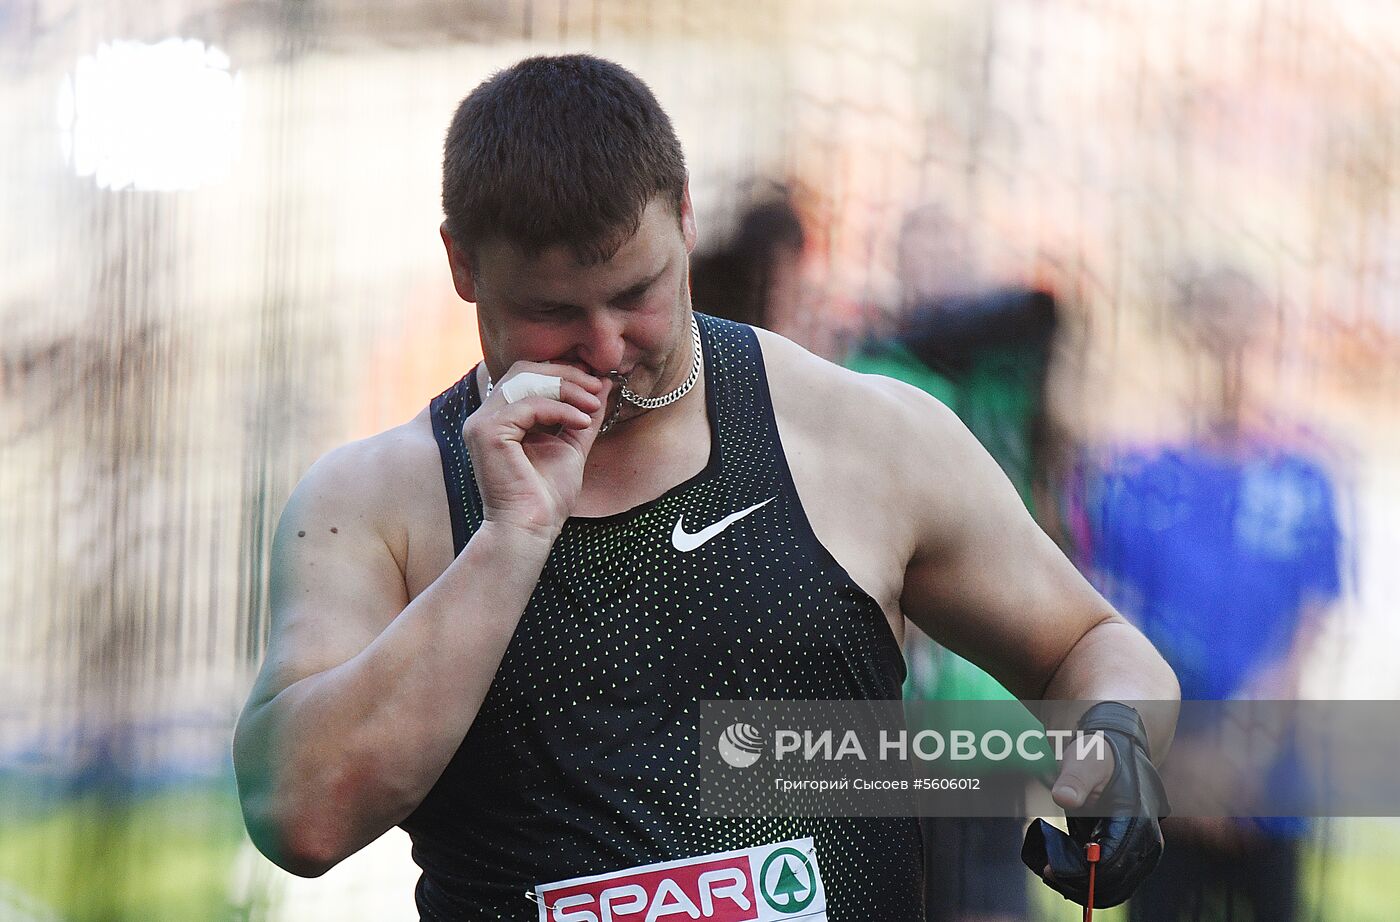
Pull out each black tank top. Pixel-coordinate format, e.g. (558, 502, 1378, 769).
(408, 313, 923, 920)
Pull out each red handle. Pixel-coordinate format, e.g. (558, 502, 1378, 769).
(1083, 842, 1101, 922)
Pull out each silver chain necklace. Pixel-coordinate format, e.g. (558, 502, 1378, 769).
(613, 314, 702, 409)
(485, 314, 703, 431)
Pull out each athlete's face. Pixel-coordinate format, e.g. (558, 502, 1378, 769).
(443, 191, 698, 422)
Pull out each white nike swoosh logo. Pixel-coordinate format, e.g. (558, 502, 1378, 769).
(672, 497, 777, 552)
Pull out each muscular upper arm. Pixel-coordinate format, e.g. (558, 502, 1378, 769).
(245, 439, 412, 713)
(875, 379, 1118, 699)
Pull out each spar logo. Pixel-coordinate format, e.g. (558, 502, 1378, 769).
(534, 838, 827, 922)
(717, 722, 765, 768)
(758, 847, 816, 913)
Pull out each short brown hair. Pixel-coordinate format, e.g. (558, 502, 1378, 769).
(441, 54, 688, 265)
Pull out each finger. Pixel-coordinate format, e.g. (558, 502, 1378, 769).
(495, 397, 594, 436)
(591, 376, 616, 424)
(564, 376, 613, 434)
(1052, 744, 1114, 805)
(486, 374, 601, 419)
(501, 362, 605, 397)
(554, 380, 614, 455)
(558, 380, 603, 415)
(1051, 777, 1087, 810)
(1051, 754, 1113, 810)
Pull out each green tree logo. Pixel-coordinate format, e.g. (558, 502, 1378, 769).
(758, 847, 817, 913)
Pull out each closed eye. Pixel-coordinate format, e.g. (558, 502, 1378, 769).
(610, 271, 663, 308)
(516, 301, 577, 320)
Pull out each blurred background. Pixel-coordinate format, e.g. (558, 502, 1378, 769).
(2, 0, 1398, 919)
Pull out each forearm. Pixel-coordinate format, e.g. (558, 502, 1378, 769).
(235, 520, 554, 873)
(1042, 616, 1180, 762)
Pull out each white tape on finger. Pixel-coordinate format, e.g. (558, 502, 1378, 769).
(499, 372, 563, 404)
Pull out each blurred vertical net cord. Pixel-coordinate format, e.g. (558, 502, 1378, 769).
(232, 10, 317, 915)
(237, 1, 315, 672)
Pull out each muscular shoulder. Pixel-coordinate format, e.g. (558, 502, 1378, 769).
(756, 328, 973, 488)
(283, 410, 443, 576)
(755, 327, 984, 582)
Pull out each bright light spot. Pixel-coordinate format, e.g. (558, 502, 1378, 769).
(58, 39, 243, 192)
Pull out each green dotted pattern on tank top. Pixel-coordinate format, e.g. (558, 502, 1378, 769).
(411, 313, 923, 921)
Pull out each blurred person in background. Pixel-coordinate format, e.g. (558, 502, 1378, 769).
(845, 203, 1062, 922)
(689, 191, 806, 332)
(1075, 266, 1346, 922)
(689, 187, 853, 359)
(232, 55, 1178, 920)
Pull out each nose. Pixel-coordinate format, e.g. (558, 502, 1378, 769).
(573, 311, 627, 374)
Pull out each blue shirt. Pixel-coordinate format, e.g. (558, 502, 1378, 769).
(1089, 443, 1341, 701)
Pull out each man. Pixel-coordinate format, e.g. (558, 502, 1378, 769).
(233, 55, 1179, 920)
(1077, 267, 1343, 922)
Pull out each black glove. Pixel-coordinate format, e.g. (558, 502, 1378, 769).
(1021, 701, 1171, 908)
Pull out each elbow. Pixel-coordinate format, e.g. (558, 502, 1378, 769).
(241, 793, 349, 878)
(235, 750, 409, 878)
(234, 745, 352, 877)
(232, 705, 424, 877)
(1133, 619, 1182, 703)
(1163, 658, 1182, 703)
(233, 708, 353, 877)
(273, 835, 343, 879)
